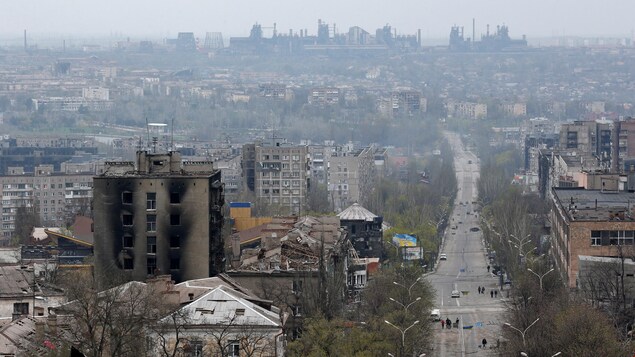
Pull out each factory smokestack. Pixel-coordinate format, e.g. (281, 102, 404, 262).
(23, 30, 26, 51)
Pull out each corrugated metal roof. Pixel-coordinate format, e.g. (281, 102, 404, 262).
(337, 203, 378, 221)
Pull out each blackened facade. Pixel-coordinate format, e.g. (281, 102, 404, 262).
(93, 151, 224, 284)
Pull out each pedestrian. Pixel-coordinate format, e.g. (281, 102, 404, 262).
(446, 318, 452, 329)
(494, 290, 498, 298)
(477, 286, 481, 294)
(490, 290, 493, 298)
(482, 338, 487, 348)
(441, 319, 445, 329)
(455, 318, 459, 327)
(487, 265, 490, 272)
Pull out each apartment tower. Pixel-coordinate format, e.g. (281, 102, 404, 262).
(93, 151, 224, 284)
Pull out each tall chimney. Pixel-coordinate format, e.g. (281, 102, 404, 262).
(472, 18, 475, 45)
(23, 29, 27, 51)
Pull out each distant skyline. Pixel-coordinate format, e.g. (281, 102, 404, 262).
(1, 0, 634, 42)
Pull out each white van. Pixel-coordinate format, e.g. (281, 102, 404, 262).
(430, 309, 441, 321)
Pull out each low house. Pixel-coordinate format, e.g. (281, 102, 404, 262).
(43, 274, 284, 357)
(149, 283, 285, 357)
(0, 265, 66, 320)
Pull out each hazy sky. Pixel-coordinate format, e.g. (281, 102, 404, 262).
(2, 0, 634, 41)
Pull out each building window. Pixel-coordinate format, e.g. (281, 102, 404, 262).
(147, 257, 156, 275)
(123, 235, 134, 248)
(146, 215, 156, 232)
(591, 231, 601, 246)
(122, 214, 133, 226)
(170, 214, 181, 226)
(170, 235, 180, 248)
(292, 280, 303, 294)
(146, 193, 156, 210)
(122, 192, 133, 204)
(123, 257, 134, 270)
(170, 192, 180, 204)
(292, 304, 302, 316)
(235, 309, 245, 316)
(170, 258, 180, 270)
(188, 341, 203, 357)
(147, 236, 156, 254)
(227, 341, 240, 357)
(13, 302, 29, 316)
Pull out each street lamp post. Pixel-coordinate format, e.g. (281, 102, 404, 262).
(527, 268, 554, 291)
(509, 233, 532, 256)
(393, 276, 422, 298)
(504, 318, 539, 350)
(389, 296, 421, 313)
(385, 320, 420, 357)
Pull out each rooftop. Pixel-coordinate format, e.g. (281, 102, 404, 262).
(553, 187, 635, 221)
(338, 203, 378, 221)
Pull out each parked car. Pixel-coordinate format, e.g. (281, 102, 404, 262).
(430, 309, 441, 321)
(439, 253, 447, 260)
(451, 290, 460, 298)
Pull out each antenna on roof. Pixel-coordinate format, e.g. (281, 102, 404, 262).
(145, 117, 150, 151)
(171, 116, 175, 152)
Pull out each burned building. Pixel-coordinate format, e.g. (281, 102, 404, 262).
(337, 203, 383, 258)
(93, 151, 224, 285)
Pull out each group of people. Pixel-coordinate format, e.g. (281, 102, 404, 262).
(476, 286, 498, 298)
(440, 317, 460, 329)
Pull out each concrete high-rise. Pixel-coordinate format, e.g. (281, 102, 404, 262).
(93, 151, 224, 284)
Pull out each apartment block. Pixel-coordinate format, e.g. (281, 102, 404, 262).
(328, 145, 377, 212)
(446, 101, 487, 119)
(308, 87, 340, 105)
(242, 140, 309, 214)
(559, 120, 614, 170)
(93, 151, 225, 284)
(0, 165, 94, 240)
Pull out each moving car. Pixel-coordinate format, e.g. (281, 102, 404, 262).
(470, 227, 480, 232)
(451, 290, 460, 298)
(439, 253, 447, 260)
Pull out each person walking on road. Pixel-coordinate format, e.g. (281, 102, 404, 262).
(487, 265, 490, 273)
(441, 319, 445, 329)
(494, 290, 498, 298)
(455, 318, 460, 327)
(446, 318, 452, 329)
(490, 290, 494, 298)
(482, 338, 488, 349)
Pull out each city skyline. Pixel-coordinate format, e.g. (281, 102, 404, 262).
(1, 0, 634, 43)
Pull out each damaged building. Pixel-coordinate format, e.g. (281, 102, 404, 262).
(93, 150, 225, 285)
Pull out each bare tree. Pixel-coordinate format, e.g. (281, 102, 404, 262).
(51, 271, 156, 357)
(204, 313, 278, 357)
(148, 303, 192, 357)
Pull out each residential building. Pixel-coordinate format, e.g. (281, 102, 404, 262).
(0, 165, 94, 240)
(242, 140, 309, 214)
(446, 101, 487, 119)
(558, 120, 615, 171)
(0, 265, 66, 320)
(328, 145, 377, 212)
(392, 90, 424, 115)
(549, 187, 635, 288)
(92, 151, 225, 284)
(308, 87, 339, 105)
(148, 276, 285, 357)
